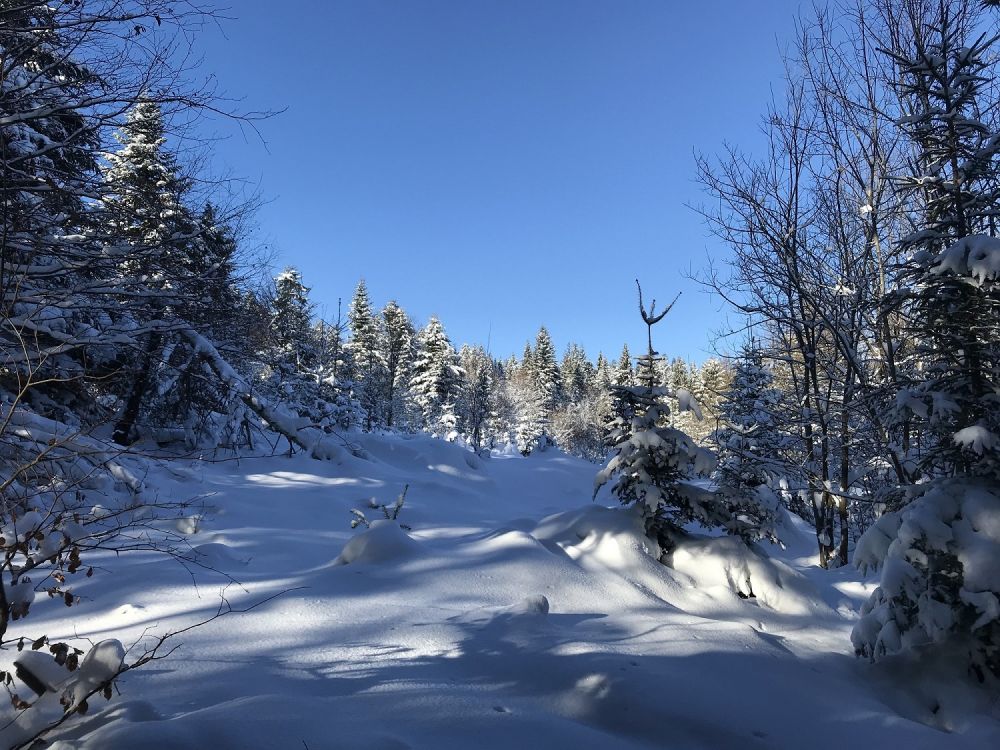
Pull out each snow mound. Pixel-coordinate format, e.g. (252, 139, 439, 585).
(175, 515, 203, 535)
(190, 542, 248, 568)
(500, 594, 550, 616)
(357, 432, 483, 480)
(62, 640, 125, 708)
(454, 595, 551, 629)
(670, 535, 831, 616)
(533, 505, 662, 572)
(334, 521, 421, 566)
(531, 505, 691, 609)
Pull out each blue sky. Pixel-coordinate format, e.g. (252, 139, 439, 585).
(195, 1, 803, 362)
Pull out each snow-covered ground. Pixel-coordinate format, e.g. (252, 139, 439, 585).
(6, 434, 998, 749)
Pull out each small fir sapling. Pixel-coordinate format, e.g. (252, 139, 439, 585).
(594, 281, 728, 552)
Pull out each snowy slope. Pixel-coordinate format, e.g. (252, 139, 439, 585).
(5, 434, 998, 749)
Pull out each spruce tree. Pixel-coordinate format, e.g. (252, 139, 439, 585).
(102, 100, 198, 444)
(515, 388, 548, 456)
(0, 3, 102, 410)
(409, 316, 463, 431)
(885, 16, 1000, 481)
(191, 203, 240, 330)
(560, 343, 592, 403)
(595, 353, 613, 392)
(381, 300, 415, 429)
(595, 284, 724, 550)
(348, 279, 386, 431)
(271, 267, 315, 369)
(612, 344, 634, 387)
(532, 326, 563, 412)
(713, 345, 786, 543)
(854, 7, 1000, 680)
(459, 345, 494, 450)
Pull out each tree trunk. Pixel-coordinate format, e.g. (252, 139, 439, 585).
(113, 332, 162, 445)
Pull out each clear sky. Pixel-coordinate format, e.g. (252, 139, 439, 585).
(194, 0, 803, 363)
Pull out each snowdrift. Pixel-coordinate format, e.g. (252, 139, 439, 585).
(0, 432, 992, 749)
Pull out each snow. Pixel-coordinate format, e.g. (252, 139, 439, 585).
(953, 425, 998, 454)
(675, 387, 704, 419)
(3, 433, 996, 748)
(670, 534, 831, 617)
(932, 234, 1000, 285)
(334, 520, 422, 566)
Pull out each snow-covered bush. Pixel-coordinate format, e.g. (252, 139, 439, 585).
(350, 485, 411, 531)
(852, 480, 1000, 681)
(0, 399, 201, 741)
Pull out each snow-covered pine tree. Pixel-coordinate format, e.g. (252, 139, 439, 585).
(520, 341, 535, 382)
(409, 316, 463, 432)
(458, 344, 494, 451)
(190, 203, 241, 330)
(514, 387, 548, 456)
(258, 270, 359, 442)
(595, 352, 612, 392)
(314, 305, 363, 431)
(854, 6, 1000, 681)
(381, 300, 415, 429)
(612, 344, 634, 387)
(560, 343, 593, 403)
(102, 100, 201, 444)
(0, 4, 104, 418)
(348, 279, 386, 431)
(531, 326, 563, 413)
(548, 343, 604, 459)
(667, 356, 698, 436)
(713, 345, 787, 543)
(148, 204, 246, 440)
(488, 357, 521, 449)
(595, 284, 723, 550)
(698, 358, 730, 417)
(271, 267, 316, 370)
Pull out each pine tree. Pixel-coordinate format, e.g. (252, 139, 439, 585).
(459, 345, 494, 450)
(698, 358, 730, 416)
(0, 3, 102, 410)
(885, 15, 1000, 481)
(271, 267, 316, 369)
(314, 305, 362, 430)
(561, 343, 592, 403)
(667, 357, 698, 436)
(612, 344, 634, 387)
(520, 341, 535, 381)
(532, 326, 563, 412)
(381, 300, 415, 429)
(409, 316, 463, 431)
(102, 100, 199, 444)
(103, 101, 197, 277)
(514, 387, 548, 456)
(595, 352, 612, 392)
(190, 203, 240, 330)
(348, 279, 386, 431)
(596, 284, 724, 550)
(713, 345, 787, 543)
(854, 6, 1000, 680)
